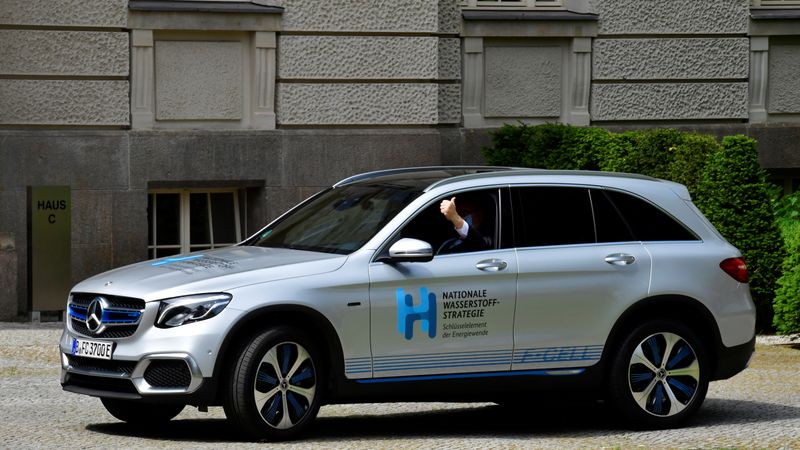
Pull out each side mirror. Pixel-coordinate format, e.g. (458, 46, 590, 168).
(386, 238, 433, 263)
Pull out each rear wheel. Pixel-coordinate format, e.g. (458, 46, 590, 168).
(100, 398, 184, 425)
(608, 320, 709, 429)
(224, 327, 323, 441)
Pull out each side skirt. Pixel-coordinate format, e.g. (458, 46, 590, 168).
(327, 363, 606, 404)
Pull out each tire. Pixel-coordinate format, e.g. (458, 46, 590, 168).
(607, 320, 709, 429)
(223, 327, 324, 441)
(100, 398, 184, 425)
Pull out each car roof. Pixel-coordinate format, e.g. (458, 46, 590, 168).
(332, 166, 517, 190)
(334, 166, 661, 192)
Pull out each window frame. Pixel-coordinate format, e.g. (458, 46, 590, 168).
(373, 186, 512, 262)
(508, 184, 700, 250)
(511, 184, 598, 249)
(148, 188, 242, 258)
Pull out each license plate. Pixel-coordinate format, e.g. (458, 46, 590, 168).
(72, 338, 114, 360)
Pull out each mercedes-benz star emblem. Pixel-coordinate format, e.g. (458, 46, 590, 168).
(85, 296, 110, 335)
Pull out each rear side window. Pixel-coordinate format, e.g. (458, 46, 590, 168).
(513, 187, 595, 247)
(604, 190, 698, 241)
(590, 189, 635, 243)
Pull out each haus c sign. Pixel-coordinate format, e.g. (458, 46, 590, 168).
(28, 186, 71, 312)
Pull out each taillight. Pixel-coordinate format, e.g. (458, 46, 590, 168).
(720, 257, 748, 283)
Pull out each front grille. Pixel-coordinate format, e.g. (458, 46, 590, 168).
(68, 292, 145, 339)
(66, 354, 136, 376)
(70, 293, 145, 310)
(143, 361, 192, 388)
(70, 318, 139, 339)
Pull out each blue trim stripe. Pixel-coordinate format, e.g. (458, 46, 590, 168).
(370, 350, 513, 373)
(356, 368, 586, 384)
(345, 357, 372, 375)
(372, 349, 512, 360)
(151, 254, 204, 266)
(374, 356, 511, 372)
(512, 345, 604, 364)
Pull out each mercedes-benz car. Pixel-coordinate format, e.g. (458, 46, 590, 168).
(60, 167, 756, 440)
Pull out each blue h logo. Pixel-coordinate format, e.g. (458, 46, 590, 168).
(397, 287, 436, 340)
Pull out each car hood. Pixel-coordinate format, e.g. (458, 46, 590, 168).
(71, 246, 347, 302)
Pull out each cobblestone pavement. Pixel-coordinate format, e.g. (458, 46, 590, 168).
(1, 323, 798, 449)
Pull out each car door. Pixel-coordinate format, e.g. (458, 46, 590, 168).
(368, 187, 518, 378)
(511, 186, 652, 371)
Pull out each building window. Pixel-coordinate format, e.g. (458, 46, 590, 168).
(147, 189, 242, 259)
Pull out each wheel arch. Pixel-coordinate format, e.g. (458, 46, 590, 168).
(212, 304, 345, 403)
(603, 294, 723, 380)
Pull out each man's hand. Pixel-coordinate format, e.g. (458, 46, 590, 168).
(440, 197, 465, 229)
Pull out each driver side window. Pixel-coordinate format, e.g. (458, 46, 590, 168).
(400, 188, 500, 256)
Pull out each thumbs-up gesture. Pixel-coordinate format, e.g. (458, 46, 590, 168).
(440, 197, 464, 228)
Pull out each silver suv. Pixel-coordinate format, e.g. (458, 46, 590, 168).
(60, 167, 756, 440)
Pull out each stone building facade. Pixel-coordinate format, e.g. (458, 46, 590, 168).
(1, 0, 800, 319)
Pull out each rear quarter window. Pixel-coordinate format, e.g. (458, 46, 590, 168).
(603, 189, 698, 241)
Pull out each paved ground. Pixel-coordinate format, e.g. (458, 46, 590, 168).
(1, 323, 798, 449)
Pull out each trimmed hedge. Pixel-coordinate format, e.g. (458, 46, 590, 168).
(774, 192, 800, 334)
(694, 136, 786, 331)
(483, 125, 787, 332)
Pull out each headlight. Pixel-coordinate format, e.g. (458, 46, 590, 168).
(155, 293, 231, 328)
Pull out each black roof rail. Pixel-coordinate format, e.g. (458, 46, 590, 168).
(332, 166, 517, 188)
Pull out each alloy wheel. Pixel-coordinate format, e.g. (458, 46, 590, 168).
(253, 341, 317, 429)
(628, 332, 700, 417)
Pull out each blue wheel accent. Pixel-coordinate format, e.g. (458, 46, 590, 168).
(280, 344, 292, 376)
(286, 391, 307, 422)
(652, 383, 665, 415)
(290, 366, 313, 384)
(257, 371, 278, 385)
(668, 377, 696, 399)
(646, 336, 663, 367)
(666, 343, 692, 370)
(262, 392, 282, 425)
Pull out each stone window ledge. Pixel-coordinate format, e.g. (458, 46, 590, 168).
(751, 9, 800, 20)
(750, 9, 800, 35)
(128, 1, 282, 31)
(129, 1, 283, 14)
(462, 10, 598, 37)
(462, 10, 598, 21)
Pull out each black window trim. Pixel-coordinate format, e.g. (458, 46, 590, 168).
(508, 183, 701, 250)
(598, 186, 702, 243)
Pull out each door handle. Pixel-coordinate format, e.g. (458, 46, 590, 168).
(476, 259, 508, 272)
(605, 253, 636, 266)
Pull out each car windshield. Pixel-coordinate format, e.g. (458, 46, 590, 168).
(249, 183, 422, 254)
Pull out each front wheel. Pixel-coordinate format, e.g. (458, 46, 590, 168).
(100, 398, 184, 425)
(607, 320, 709, 429)
(223, 327, 323, 441)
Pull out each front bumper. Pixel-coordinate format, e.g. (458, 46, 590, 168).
(59, 303, 240, 401)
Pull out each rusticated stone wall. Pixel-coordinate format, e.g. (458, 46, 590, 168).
(0, 0, 129, 126)
(591, 0, 750, 122)
(768, 40, 800, 114)
(277, 0, 461, 125)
